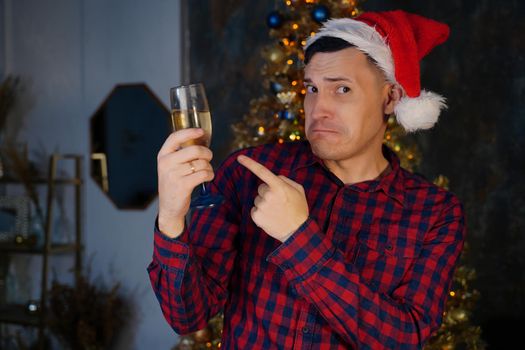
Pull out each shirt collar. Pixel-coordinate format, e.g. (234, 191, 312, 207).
(292, 141, 406, 207)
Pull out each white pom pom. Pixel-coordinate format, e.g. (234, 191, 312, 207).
(394, 90, 447, 133)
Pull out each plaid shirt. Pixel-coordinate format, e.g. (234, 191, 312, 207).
(148, 140, 466, 349)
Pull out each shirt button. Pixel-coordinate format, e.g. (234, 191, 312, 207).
(385, 243, 393, 251)
(302, 327, 309, 334)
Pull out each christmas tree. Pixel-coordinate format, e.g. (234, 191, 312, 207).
(174, 1, 484, 349)
(231, 0, 365, 151)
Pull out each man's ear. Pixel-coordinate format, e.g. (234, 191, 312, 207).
(383, 84, 403, 115)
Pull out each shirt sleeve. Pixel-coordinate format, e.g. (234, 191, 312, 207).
(267, 195, 466, 349)
(147, 151, 243, 335)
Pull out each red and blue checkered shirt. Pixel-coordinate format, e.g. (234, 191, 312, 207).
(148, 140, 466, 349)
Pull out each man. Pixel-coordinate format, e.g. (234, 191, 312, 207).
(149, 10, 466, 349)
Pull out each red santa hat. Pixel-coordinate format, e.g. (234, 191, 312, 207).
(304, 10, 450, 133)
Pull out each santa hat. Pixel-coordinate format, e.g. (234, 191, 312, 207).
(304, 10, 450, 133)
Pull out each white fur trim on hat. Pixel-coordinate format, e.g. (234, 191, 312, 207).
(394, 90, 447, 132)
(305, 18, 396, 84)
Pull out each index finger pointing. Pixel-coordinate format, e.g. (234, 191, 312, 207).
(237, 155, 281, 188)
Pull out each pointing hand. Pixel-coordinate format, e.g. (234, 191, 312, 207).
(237, 155, 309, 242)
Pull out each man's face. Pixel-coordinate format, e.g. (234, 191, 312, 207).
(303, 47, 391, 161)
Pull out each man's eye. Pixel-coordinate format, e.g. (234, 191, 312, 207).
(336, 86, 351, 93)
(306, 85, 318, 93)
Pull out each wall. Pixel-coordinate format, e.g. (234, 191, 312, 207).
(187, 0, 276, 164)
(3, 0, 183, 348)
(363, 1, 525, 348)
(0, 0, 5, 79)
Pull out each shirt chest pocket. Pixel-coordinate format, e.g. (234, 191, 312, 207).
(353, 224, 422, 294)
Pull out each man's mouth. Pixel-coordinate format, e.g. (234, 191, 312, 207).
(310, 129, 339, 134)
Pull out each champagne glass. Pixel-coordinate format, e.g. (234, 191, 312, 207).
(169, 83, 224, 209)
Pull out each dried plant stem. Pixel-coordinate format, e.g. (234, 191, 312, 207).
(3, 143, 45, 226)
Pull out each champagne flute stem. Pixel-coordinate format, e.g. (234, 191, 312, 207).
(199, 182, 209, 196)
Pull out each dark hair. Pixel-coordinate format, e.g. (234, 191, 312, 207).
(304, 36, 377, 66)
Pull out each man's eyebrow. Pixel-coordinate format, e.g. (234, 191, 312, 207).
(303, 77, 354, 83)
(324, 76, 353, 83)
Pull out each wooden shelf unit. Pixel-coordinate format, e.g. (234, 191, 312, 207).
(0, 154, 84, 350)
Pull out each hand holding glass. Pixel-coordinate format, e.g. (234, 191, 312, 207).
(169, 83, 224, 209)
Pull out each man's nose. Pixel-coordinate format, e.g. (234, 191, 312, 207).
(309, 93, 334, 120)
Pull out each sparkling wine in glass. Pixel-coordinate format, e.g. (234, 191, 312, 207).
(169, 83, 224, 209)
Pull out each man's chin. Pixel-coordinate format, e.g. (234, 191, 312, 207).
(309, 139, 341, 160)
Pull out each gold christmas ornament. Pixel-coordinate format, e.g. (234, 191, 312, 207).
(276, 91, 297, 105)
(192, 326, 212, 343)
(449, 308, 468, 323)
(173, 336, 195, 350)
(266, 47, 285, 63)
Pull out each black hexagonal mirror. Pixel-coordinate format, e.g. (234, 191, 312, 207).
(90, 83, 170, 210)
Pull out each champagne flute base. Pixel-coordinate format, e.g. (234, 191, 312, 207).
(190, 193, 224, 209)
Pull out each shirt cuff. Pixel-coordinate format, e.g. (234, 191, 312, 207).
(153, 216, 191, 271)
(266, 217, 336, 283)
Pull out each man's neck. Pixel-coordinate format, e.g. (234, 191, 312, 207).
(322, 146, 390, 185)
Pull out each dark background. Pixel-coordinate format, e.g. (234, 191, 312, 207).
(188, 0, 525, 348)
